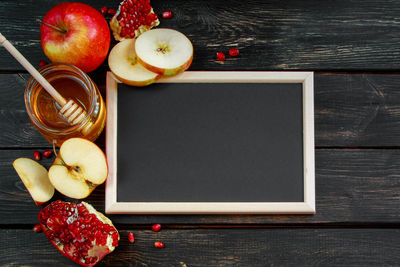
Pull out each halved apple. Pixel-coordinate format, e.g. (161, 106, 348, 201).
(13, 158, 54, 206)
(48, 138, 108, 199)
(135, 28, 193, 76)
(108, 38, 160, 86)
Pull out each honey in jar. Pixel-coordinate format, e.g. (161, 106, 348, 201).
(25, 63, 106, 146)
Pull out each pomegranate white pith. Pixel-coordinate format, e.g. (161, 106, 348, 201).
(39, 201, 119, 267)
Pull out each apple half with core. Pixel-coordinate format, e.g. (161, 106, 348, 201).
(40, 2, 111, 72)
(108, 38, 159, 86)
(49, 138, 108, 199)
(13, 158, 54, 206)
(135, 28, 193, 76)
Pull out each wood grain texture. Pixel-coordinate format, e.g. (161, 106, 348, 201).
(0, 228, 399, 266)
(0, 74, 49, 147)
(1, 149, 400, 225)
(3, 73, 400, 148)
(1, 0, 400, 71)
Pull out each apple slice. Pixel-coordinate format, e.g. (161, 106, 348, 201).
(13, 158, 54, 206)
(108, 38, 159, 86)
(48, 138, 108, 199)
(135, 28, 193, 76)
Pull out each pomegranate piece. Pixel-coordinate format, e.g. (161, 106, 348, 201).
(39, 200, 120, 267)
(109, 0, 160, 41)
(154, 241, 164, 248)
(33, 150, 41, 161)
(39, 60, 48, 68)
(229, 48, 239, 57)
(33, 224, 42, 232)
(108, 8, 117, 16)
(217, 52, 226, 61)
(42, 150, 52, 158)
(100, 6, 108, 16)
(162, 10, 173, 19)
(152, 223, 161, 232)
(128, 232, 135, 243)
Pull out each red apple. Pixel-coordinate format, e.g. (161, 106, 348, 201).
(40, 2, 111, 72)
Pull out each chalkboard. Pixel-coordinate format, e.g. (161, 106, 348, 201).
(105, 71, 315, 214)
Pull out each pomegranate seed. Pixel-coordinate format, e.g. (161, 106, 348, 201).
(217, 52, 226, 61)
(33, 224, 42, 232)
(108, 8, 116, 16)
(152, 224, 161, 232)
(162, 10, 173, 19)
(154, 241, 164, 248)
(128, 232, 135, 243)
(42, 150, 52, 158)
(39, 60, 47, 68)
(40, 201, 119, 266)
(100, 6, 108, 16)
(229, 48, 239, 57)
(33, 150, 41, 161)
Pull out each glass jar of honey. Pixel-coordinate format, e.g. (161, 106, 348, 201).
(24, 63, 106, 146)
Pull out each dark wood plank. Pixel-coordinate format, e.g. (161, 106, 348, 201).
(0, 228, 399, 266)
(2, 149, 400, 225)
(315, 74, 400, 147)
(0, 74, 49, 147)
(3, 73, 400, 148)
(2, 0, 400, 71)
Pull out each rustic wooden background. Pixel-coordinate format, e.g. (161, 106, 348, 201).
(1, 0, 400, 266)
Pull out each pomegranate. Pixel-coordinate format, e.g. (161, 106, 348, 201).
(128, 232, 135, 243)
(33, 224, 42, 232)
(33, 150, 41, 161)
(162, 10, 173, 19)
(109, 0, 160, 41)
(152, 223, 161, 232)
(39, 200, 119, 266)
(217, 52, 226, 61)
(42, 149, 52, 158)
(229, 48, 239, 57)
(100, 6, 108, 16)
(154, 241, 164, 248)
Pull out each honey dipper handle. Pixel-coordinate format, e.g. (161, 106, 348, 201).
(0, 32, 66, 106)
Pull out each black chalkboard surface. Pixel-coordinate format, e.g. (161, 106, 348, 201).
(105, 71, 315, 214)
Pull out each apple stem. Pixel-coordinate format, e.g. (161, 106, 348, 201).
(36, 19, 67, 34)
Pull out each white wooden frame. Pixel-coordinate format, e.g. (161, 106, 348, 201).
(105, 71, 315, 214)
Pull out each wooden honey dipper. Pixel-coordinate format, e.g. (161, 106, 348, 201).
(0, 32, 87, 125)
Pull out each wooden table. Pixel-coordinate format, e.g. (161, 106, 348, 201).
(1, 0, 400, 266)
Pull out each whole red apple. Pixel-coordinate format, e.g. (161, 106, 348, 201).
(40, 2, 110, 72)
